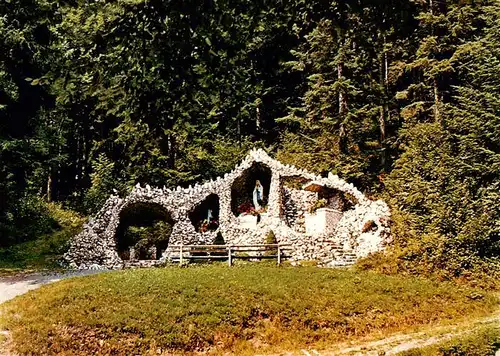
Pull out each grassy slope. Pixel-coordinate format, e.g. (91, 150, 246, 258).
(0, 204, 84, 274)
(1, 265, 497, 355)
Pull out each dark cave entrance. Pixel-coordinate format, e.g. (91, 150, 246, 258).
(116, 202, 174, 260)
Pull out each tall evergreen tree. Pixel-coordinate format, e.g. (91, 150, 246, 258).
(385, 1, 500, 278)
(277, 0, 415, 190)
(396, 0, 485, 124)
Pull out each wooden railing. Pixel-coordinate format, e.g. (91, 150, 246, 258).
(166, 244, 293, 266)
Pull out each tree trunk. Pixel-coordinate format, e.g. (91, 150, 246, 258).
(337, 26, 348, 154)
(237, 115, 241, 146)
(167, 134, 176, 170)
(75, 128, 81, 187)
(338, 61, 348, 154)
(338, 62, 348, 116)
(378, 108, 386, 141)
(256, 106, 261, 131)
(47, 172, 52, 203)
(378, 35, 389, 169)
(55, 143, 61, 201)
(433, 78, 440, 122)
(378, 50, 387, 144)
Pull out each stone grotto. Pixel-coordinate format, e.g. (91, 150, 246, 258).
(64, 149, 391, 269)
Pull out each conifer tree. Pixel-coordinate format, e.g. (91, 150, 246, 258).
(396, 0, 485, 123)
(386, 1, 500, 278)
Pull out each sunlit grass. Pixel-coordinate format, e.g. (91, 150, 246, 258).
(1, 264, 497, 355)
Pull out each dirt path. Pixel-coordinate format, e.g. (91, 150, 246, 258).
(297, 307, 500, 355)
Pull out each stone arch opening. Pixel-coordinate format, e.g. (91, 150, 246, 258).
(189, 194, 220, 233)
(116, 202, 174, 261)
(318, 188, 355, 212)
(281, 176, 316, 232)
(231, 162, 272, 217)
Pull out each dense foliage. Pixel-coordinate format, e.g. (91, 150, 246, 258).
(1, 0, 498, 279)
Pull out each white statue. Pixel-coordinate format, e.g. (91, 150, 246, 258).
(253, 180, 264, 211)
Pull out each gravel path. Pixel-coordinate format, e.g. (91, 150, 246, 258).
(0, 270, 106, 305)
(0, 270, 108, 355)
(300, 305, 500, 355)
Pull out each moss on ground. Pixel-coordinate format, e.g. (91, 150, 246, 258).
(1, 265, 497, 355)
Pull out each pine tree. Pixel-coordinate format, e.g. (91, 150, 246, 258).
(277, 0, 414, 190)
(396, 0, 485, 124)
(385, 1, 500, 279)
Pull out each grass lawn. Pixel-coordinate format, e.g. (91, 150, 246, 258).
(1, 264, 497, 355)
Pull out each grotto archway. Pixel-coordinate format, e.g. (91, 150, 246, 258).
(317, 187, 356, 212)
(231, 162, 272, 217)
(65, 149, 391, 269)
(115, 202, 174, 260)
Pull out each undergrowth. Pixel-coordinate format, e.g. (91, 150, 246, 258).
(0, 265, 497, 355)
(356, 250, 500, 291)
(0, 203, 84, 271)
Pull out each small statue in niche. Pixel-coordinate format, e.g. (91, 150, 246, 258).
(253, 180, 264, 211)
(200, 208, 218, 233)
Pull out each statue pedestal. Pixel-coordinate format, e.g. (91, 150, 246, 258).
(238, 214, 258, 229)
(305, 208, 342, 236)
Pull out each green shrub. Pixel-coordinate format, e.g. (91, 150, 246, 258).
(83, 154, 120, 215)
(308, 198, 328, 214)
(213, 231, 225, 245)
(0, 195, 56, 247)
(265, 230, 278, 256)
(375, 116, 500, 288)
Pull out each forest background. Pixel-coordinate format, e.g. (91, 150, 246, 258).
(1, 0, 499, 285)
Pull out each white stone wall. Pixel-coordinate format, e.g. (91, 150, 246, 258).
(64, 149, 391, 269)
(304, 208, 343, 236)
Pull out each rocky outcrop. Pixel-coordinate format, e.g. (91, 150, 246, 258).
(64, 149, 391, 269)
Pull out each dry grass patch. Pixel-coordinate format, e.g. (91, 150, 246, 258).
(0, 265, 497, 355)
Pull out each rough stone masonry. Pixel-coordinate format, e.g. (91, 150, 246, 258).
(64, 149, 391, 269)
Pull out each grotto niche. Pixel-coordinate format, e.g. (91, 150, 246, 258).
(281, 175, 316, 232)
(316, 186, 356, 212)
(189, 194, 220, 233)
(231, 162, 272, 217)
(116, 202, 174, 261)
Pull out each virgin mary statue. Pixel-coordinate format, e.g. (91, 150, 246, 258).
(253, 180, 264, 211)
